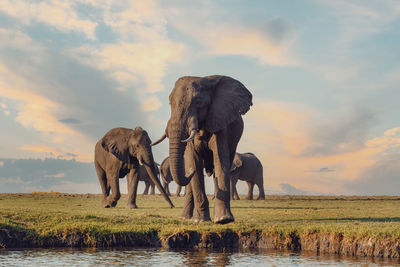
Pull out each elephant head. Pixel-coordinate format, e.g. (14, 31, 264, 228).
(102, 127, 173, 207)
(230, 153, 243, 172)
(153, 75, 252, 187)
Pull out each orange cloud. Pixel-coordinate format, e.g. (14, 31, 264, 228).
(0, 63, 93, 162)
(0, 0, 97, 39)
(141, 96, 161, 112)
(204, 26, 297, 66)
(239, 99, 400, 194)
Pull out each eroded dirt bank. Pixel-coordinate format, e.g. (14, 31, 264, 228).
(164, 231, 400, 258)
(2, 228, 400, 258)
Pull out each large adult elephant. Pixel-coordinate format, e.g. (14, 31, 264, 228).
(230, 152, 265, 200)
(160, 157, 184, 196)
(94, 127, 174, 209)
(153, 75, 252, 224)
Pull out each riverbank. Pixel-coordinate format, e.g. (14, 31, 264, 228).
(1, 193, 400, 257)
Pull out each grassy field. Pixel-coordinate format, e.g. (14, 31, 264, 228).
(1, 193, 400, 247)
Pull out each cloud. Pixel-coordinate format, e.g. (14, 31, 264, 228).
(306, 167, 336, 173)
(0, 158, 96, 193)
(0, 24, 156, 161)
(141, 96, 161, 111)
(20, 145, 78, 160)
(0, 0, 97, 39)
(240, 98, 400, 195)
(279, 183, 310, 195)
(301, 108, 376, 157)
(66, 40, 185, 94)
(44, 172, 66, 178)
(346, 154, 400, 195)
(202, 25, 296, 66)
(168, 11, 297, 66)
(58, 118, 81, 124)
(0, 58, 93, 161)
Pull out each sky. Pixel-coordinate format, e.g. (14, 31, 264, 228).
(0, 0, 400, 195)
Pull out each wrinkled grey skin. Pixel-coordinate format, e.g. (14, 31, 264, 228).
(153, 75, 252, 224)
(230, 152, 265, 200)
(160, 157, 184, 196)
(94, 127, 174, 209)
(138, 164, 160, 195)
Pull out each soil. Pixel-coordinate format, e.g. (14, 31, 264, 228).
(2, 228, 399, 258)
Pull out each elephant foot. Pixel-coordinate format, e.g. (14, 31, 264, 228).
(257, 196, 265, 200)
(244, 196, 253, 200)
(105, 197, 119, 207)
(213, 205, 234, 224)
(191, 217, 211, 223)
(214, 214, 234, 224)
(127, 203, 138, 209)
(102, 199, 110, 208)
(179, 214, 192, 220)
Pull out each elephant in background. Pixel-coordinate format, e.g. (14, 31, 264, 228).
(160, 157, 183, 196)
(153, 75, 252, 224)
(138, 163, 160, 195)
(94, 127, 174, 209)
(230, 152, 265, 200)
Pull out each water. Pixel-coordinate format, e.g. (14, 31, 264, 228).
(0, 248, 399, 266)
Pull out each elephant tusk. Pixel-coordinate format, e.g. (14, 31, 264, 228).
(138, 156, 144, 166)
(151, 133, 167, 146)
(181, 129, 197, 143)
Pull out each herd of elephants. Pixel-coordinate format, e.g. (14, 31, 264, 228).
(94, 75, 264, 224)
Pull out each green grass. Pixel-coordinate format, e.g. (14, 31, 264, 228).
(1, 193, 400, 247)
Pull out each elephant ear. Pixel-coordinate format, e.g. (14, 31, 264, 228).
(101, 128, 132, 164)
(231, 154, 243, 172)
(203, 75, 253, 133)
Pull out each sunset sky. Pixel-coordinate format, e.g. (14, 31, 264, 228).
(1, 1, 400, 195)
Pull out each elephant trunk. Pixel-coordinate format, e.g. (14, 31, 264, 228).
(168, 116, 198, 187)
(142, 153, 174, 208)
(169, 131, 191, 187)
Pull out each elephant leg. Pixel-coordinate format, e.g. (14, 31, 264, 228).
(126, 168, 139, 209)
(257, 175, 265, 200)
(143, 182, 149, 195)
(105, 170, 121, 207)
(231, 178, 240, 200)
(176, 185, 181, 197)
(163, 181, 171, 196)
(95, 162, 110, 208)
(180, 182, 194, 219)
(246, 181, 254, 200)
(257, 183, 265, 200)
(150, 183, 155, 195)
(210, 134, 234, 224)
(182, 143, 210, 222)
(213, 175, 217, 200)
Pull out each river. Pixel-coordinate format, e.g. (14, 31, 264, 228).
(1, 248, 399, 266)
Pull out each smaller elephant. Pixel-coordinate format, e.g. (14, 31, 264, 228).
(160, 157, 184, 196)
(230, 152, 265, 200)
(138, 163, 160, 195)
(94, 127, 174, 208)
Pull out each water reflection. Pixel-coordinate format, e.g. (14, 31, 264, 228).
(0, 247, 399, 266)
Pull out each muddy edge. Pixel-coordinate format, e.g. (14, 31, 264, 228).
(2, 229, 400, 258)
